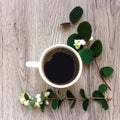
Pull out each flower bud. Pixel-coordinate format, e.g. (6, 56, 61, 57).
(44, 92, 50, 97)
(45, 100, 49, 105)
(37, 98, 41, 102)
(24, 100, 29, 106)
(34, 102, 40, 108)
(20, 98, 25, 104)
(35, 94, 41, 99)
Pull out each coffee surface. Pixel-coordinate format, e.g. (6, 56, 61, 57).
(44, 52, 74, 84)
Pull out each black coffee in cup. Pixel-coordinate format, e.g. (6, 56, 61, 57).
(43, 48, 79, 85)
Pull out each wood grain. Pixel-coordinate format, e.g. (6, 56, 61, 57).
(0, 0, 120, 120)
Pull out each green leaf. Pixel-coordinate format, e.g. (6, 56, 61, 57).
(92, 90, 104, 98)
(69, 6, 83, 24)
(92, 90, 107, 109)
(41, 92, 45, 101)
(101, 100, 109, 110)
(98, 84, 108, 93)
(67, 33, 80, 49)
(70, 100, 76, 109)
(67, 90, 76, 109)
(80, 89, 89, 99)
(77, 21, 92, 40)
(79, 48, 95, 64)
(24, 93, 29, 100)
(31, 98, 37, 106)
(66, 90, 75, 100)
(60, 22, 71, 26)
(52, 99, 58, 110)
(82, 99, 89, 111)
(40, 102, 46, 112)
(58, 99, 64, 108)
(90, 40, 103, 58)
(92, 94, 109, 110)
(28, 101, 33, 110)
(47, 89, 56, 99)
(58, 91, 65, 100)
(100, 66, 114, 78)
(28, 98, 37, 110)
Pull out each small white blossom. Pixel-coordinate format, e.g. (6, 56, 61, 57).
(73, 40, 81, 49)
(44, 92, 50, 97)
(89, 36, 94, 41)
(23, 100, 29, 106)
(20, 98, 26, 104)
(40, 102, 43, 105)
(37, 98, 41, 102)
(74, 44, 80, 49)
(74, 40, 80, 43)
(34, 102, 40, 108)
(35, 94, 41, 99)
(45, 100, 49, 105)
(46, 92, 50, 96)
(79, 39, 86, 45)
(19, 93, 26, 104)
(19, 93, 25, 98)
(73, 39, 86, 50)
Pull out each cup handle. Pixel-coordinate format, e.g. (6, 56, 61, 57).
(26, 61, 39, 68)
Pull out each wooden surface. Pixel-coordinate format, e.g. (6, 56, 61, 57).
(0, 0, 120, 120)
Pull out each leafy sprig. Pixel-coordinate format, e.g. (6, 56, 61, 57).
(65, 6, 114, 90)
(19, 84, 112, 112)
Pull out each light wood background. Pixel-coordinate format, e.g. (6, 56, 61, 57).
(0, 0, 120, 120)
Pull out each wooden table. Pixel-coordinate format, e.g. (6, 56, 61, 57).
(0, 0, 119, 120)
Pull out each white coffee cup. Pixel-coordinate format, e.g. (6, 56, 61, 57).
(26, 44, 83, 88)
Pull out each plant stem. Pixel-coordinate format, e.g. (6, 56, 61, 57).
(85, 44, 111, 90)
(47, 97, 112, 101)
(94, 59, 111, 90)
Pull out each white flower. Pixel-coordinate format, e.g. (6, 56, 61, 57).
(79, 39, 86, 45)
(40, 102, 43, 105)
(23, 100, 29, 106)
(34, 102, 40, 108)
(19, 93, 26, 104)
(45, 100, 49, 105)
(19, 93, 25, 99)
(89, 36, 94, 41)
(20, 98, 26, 104)
(73, 39, 86, 50)
(37, 98, 41, 102)
(35, 94, 41, 99)
(44, 92, 50, 97)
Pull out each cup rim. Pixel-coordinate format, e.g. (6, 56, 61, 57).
(39, 44, 83, 88)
